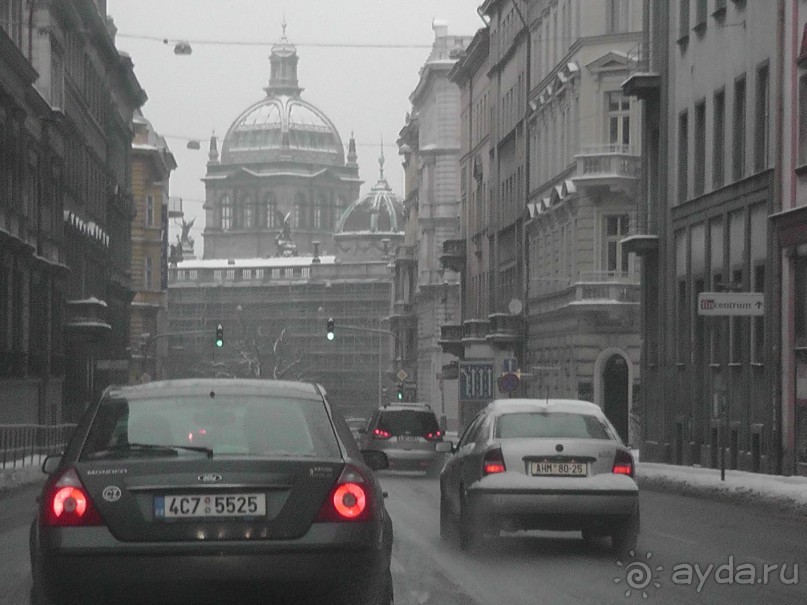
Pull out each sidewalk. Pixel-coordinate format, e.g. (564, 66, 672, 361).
(636, 461, 807, 515)
(0, 456, 47, 495)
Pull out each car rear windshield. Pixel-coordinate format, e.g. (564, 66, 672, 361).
(81, 394, 341, 459)
(378, 410, 439, 436)
(495, 412, 612, 440)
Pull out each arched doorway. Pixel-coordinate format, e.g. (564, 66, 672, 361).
(603, 354, 629, 443)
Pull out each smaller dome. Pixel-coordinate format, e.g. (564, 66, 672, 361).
(336, 151, 404, 233)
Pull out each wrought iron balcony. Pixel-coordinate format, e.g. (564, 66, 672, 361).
(573, 144, 641, 195)
(622, 206, 660, 256)
(462, 318, 490, 345)
(440, 238, 466, 273)
(622, 42, 660, 101)
(438, 323, 464, 357)
(486, 312, 524, 347)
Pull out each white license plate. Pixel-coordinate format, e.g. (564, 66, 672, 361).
(529, 462, 587, 477)
(397, 435, 420, 442)
(154, 493, 266, 519)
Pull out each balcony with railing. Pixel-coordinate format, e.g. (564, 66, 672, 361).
(529, 272, 640, 315)
(462, 318, 490, 345)
(622, 205, 660, 256)
(438, 323, 464, 358)
(486, 312, 524, 347)
(440, 238, 466, 273)
(573, 144, 641, 195)
(622, 42, 660, 101)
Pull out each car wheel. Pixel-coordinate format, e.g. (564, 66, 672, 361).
(459, 493, 477, 552)
(439, 491, 455, 543)
(611, 511, 640, 556)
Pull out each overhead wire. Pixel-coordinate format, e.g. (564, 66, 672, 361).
(117, 33, 432, 50)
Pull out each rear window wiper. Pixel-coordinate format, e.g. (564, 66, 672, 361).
(86, 442, 214, 459)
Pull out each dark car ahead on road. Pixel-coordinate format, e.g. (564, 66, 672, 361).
(358, 402, 444, 476)
(438, 398, 639, 555)
(29, 379, 393, 605)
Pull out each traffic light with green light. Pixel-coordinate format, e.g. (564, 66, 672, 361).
(215, 323, 224, 347)
(326, 317, 335, 341)
(396, 383, 404, 401)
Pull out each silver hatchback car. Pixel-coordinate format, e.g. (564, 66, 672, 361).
(438, 398, 639, 555)
(358, 403, 444, 476)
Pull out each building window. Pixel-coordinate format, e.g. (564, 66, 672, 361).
(677, 279, 688, 364)
(243, 198, 253, 228)
(694, 100, 706, 196)
(678, 0, 690, 41)
(799, 75, 807, 167)
(751, 265, 765, 363)
(146, 195, 154, 227)
(145, 257, 153, 290)
(606, 0, 629, 33)
(713, 89, 725, 188)
(754, 63, 769, 173)
(0, 0, 22, 46)
(604, 215, 630, 274)
(607, 91, 631, 148)
(51, 52, 65, 109)
(733, 75, 746, 182)
(265, 193, 277, 228)
(695, 0, 708, 29)
(220, 195, 231, 230)
(678, 110, 689, 202)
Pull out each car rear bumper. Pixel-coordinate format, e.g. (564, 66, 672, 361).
(34, 524, 388, 604)
(467, 486, 639, 532)
(380, 447, 439, 469)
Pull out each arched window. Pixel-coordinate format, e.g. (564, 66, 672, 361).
(264, 192, 277, 228)
(220, 195, 232, 230)
(314, 193, 326, 229)
(242, 197, 254, 228)
(294, 192, 307, 228)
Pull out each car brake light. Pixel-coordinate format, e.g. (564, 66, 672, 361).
(315, 465, 372, 522)
(483, 448, 506, 476)
(373, 428, 391, 439)
(424, 430, 443, 441)
(612, 449, 634, 478)
(41, 468, 104, 527)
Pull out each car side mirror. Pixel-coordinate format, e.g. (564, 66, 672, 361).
(361, 450, 388, 471)
(42, 455, 62, 474)
(435, 441, 454, 454)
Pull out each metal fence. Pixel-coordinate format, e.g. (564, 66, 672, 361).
(0, 424, 76, 470)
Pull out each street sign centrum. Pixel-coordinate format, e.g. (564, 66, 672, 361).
(697, 292, 764, 316)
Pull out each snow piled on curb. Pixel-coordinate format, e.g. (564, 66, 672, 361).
(0, 457, 47, 494)
(637, 462, 807, 516)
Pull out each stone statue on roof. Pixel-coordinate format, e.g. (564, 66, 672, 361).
(275, 211, 297, 257)
(180, 217, 195, 249)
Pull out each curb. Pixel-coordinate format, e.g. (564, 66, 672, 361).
(636, 472, 807, 517)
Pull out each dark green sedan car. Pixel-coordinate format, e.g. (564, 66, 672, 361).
(29, 379, 394, 605)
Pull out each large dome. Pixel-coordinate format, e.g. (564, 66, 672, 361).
(219, 28, 346, 166)
(336, 152, 404, 233)
(221, 96, 345, 163)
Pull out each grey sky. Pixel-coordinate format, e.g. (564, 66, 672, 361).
(107, 0, 484, 254)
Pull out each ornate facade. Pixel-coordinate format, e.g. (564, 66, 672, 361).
(202, 28, 361, 260)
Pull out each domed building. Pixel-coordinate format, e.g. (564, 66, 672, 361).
(334, 150, 405, 260)
(202, 26, 362, 259)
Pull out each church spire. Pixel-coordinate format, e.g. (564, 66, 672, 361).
(266, 20, 302, 96)
(207, 131, 219, 164)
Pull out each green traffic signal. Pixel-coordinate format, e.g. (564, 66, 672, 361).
(215, 324, 224, 347)
(326, 317, 335, 341)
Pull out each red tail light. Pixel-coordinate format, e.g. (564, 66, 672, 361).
(612, 449, 635, 478)
(424, 430, 443, 442)
(483, 448, 506, 476)
(315, 465, 373, 522)
(372, 428, 391, 440)
(41, 468, 104, 527)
